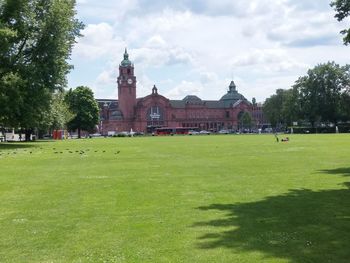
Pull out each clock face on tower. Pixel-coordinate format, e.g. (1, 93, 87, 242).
(127, 78, 133, 84)
(118, 79, 122, 84)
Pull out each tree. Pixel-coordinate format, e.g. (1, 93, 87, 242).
(281, 88, 301, 126)
(331, 0, 350, 45)
(49, 92, 74, 131)
(65, 86, 99, 138)
(38, 91, 74, 134)
(0, 0, 83, 140)
(293, 62, 350, 126)
(240, 112, 253, 130)
(263, 88, 300, 129)
(252, 97, 257, 106)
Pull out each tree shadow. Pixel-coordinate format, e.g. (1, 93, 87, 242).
(0, 142, 38, 150)
(320, 168, 350, 177)
(194, 169, 350, 262)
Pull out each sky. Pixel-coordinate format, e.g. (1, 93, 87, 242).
(68, 0, 350, 103)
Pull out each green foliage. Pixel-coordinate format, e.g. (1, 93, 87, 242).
(293, 62, 350, 125)
(263, 89, 299, 128)
(0, 72, 25, 127)
(238, 111, 253, 129)
(65, 86, 99, 137)
(265, 62, 350, 128)
(0, 0, 83, 132)
(0, 135, 349, 262)
(331, 0, 350, 45)
(38, 91, 74, 132)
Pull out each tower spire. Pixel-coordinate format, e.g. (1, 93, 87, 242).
(121, 47, 131, 67)
(124, 48, 129, 60)
(229, 80, 236, 92)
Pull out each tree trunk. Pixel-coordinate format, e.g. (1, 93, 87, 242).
(25, 129, 32, 141)
(78, 128, 81, 139)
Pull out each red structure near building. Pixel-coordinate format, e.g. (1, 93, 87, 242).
(97, 49, 266, 134)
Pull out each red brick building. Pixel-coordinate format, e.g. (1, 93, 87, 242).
(97, 50, 264, 134)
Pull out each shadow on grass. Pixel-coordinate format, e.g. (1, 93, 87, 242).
(0, 142, 38, 150)
(194, 169, 350, 262)
(320, 168, 350, 176)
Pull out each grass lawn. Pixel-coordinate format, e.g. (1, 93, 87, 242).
(0, 134, 349, 262)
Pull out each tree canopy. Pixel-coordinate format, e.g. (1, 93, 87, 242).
(38, 91, 74, 134)
(65, 86, 99, 138)
(294, 62, 350, 125)
(264, 62, 350, 128)
(263, 89, 299, 129)
(331, 0, 350, 45)
(0, 0, 83, 139)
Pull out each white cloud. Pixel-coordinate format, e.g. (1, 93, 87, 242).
(165, 81, 202, 99)
(96, 70, 114, 85)
(69, 0, 349, 102)
(73, 23, 123, 60)
(132, 46, 193, 67)
(231, 49, 309, 73)
(76, 0, 139, 22)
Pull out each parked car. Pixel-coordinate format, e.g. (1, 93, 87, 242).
(199, 130, 211, 135)
(89, 133, 102, 138)
(134, 132, 144, 136)
(42, 134, 52, 139)
(188, 130, 200, 135)
(107, 131, 116, 137)
(218, 129, 229, 134)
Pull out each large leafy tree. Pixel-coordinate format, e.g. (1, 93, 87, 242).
(0, 0, 83, 140)
(263, 88, 300, 129)
(65, 86, 99, 138)
(293, 62, 350, 126)
(331, 0, 350, 45)
(38, 91, 74, 134)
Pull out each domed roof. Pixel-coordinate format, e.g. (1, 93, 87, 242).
(120, 48, 132, 67)
(183, 95, 202, 102)
(220, 81, 247, 102)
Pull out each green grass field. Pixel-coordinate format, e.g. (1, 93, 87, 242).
(0, 134, 349, 262)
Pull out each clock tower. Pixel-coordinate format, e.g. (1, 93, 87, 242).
(117, 49, 137, 123)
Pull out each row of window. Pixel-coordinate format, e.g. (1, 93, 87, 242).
(182, 122, 227, 129)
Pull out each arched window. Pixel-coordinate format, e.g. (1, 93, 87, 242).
(147, 106, 165, 127)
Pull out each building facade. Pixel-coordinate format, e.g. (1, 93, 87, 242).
(97, 50, 265, 134)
